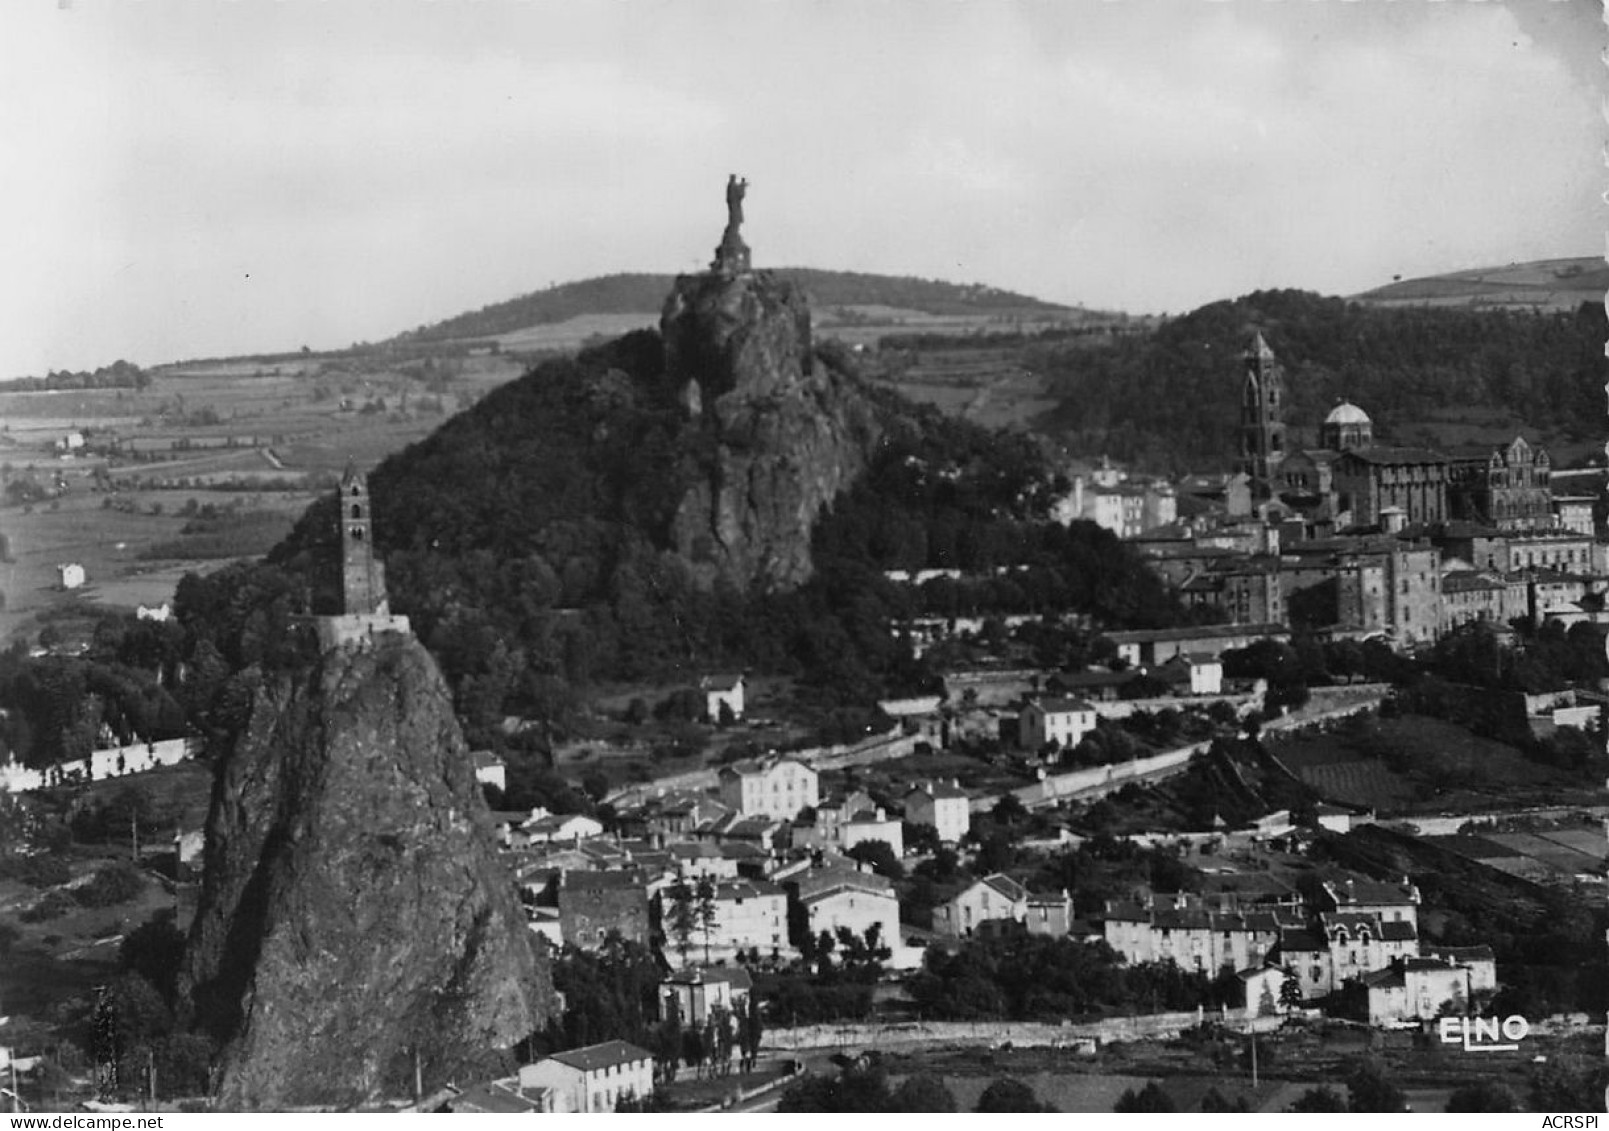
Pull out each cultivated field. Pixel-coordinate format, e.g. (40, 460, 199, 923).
(0, 351, 536, 649)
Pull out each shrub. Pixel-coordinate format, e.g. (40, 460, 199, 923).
(21, 889, 77, 923)
(74, 862, 145, 908)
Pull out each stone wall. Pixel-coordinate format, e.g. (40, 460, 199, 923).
(760, 1009, 1287, 1052)
(1, 737, 200, 794)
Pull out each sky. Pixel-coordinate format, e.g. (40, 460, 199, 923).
(0, 0, 1603, 379)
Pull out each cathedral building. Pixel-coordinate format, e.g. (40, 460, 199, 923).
(1447, 436, 1553, 531)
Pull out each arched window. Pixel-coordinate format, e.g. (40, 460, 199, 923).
(351, 485, 362, 497)
(351, 504, 363, 520)
(350, 526, 364, 541)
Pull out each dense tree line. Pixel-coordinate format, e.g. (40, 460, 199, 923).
(0, 358, 150, 392)
(905, 932, 1238, 1021)
(1030, 290, 1606, 471)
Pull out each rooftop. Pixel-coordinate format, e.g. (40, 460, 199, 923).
(545, 1040, 655, 1074)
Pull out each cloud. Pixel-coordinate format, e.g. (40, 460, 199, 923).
(0, 0, 1599, 375)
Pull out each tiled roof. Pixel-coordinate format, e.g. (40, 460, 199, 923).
(448, 1080, 544, 1113)
(1026, 696, 1097, 715)
(665, 966, 754, 990)
(1276, 928, 1327, 952)
(547, 1040, 655, 1073)
(1427, 945, 1496, 963)
(1336, 446, 1448, 466)
(713, 879, 785, 901)
(979, 873, 1028, 903)
(1105, 623, 1288, 645)
(906, 780, 969, 800)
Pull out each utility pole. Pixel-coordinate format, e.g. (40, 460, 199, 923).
(1250, 1030, 1259, 1089)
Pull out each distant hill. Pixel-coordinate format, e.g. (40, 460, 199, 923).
(391, 269, 1094, 346)
(1029, 288, 1607, 474)
(1352, 256, 1606, 313)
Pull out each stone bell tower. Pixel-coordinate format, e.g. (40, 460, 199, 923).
(1239, 331, 1287, 502)
(318, 462, 409, 649)
(339, 462, 389, 616)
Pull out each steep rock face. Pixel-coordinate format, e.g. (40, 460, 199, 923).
(661, 269, 881, 590)
(179, 634, 553, 1110)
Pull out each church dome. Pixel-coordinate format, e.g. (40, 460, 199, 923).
(1324, 400, 1371, 426)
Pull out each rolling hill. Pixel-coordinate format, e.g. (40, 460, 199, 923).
(388, 268, 1113, 350)
(1352, 256, 1607, 313)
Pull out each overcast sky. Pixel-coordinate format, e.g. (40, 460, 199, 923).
(0, 0, 1602, 378)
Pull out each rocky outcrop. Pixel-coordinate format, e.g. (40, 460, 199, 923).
(179, 634, 553, 1110)
(661, 268, 880, 591)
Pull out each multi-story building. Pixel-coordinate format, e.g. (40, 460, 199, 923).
(1440, 569, 1509, 633)
(717, 756, 819, 821)
(517, 1041, 656, 1113)
(932, 873, 1029, 937)
(904, 780, 971, 844)
(1319, 877, 1420, 932)
(706, 879, 790, 960)
(793, 864, 900, 951)
(1363, 955, 1484, 1025)
(932, 874, 1070, 938)
(557, 870, 652, 951)
(1017, 696, 1098, 751)
(1101, 893, 1299, 975)
(840, 806, 903, 857)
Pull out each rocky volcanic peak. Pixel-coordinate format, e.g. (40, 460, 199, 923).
(179, 635, 553, 1110)
(661, 267, 881, 591)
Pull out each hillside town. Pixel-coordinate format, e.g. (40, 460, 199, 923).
(358, 336, 1604, 1110)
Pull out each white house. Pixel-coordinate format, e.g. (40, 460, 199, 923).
(701, 674, 745, 723)
(796, 867, 900, 953)
(521, 810, 605, 845)
(1364, 957, 1477, 1026)
(932, 873, 1028, 937)
(904, 780, 971, 844)
(1237, 965, 1290, 1019)
(470, 750, 507, 793)
(670, 879, 791, 964)
(1017, 696, 1098, 751)
(1157, 652, 1223, 696)
(57, 562, 85, 590)
(717, 756, 819, 821)
(517, 1040, 655, 1113)
(840, 806, 903, 858)
(660, 966, 753, 1026)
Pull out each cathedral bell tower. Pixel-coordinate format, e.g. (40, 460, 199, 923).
(1239, 331, 1287, 502)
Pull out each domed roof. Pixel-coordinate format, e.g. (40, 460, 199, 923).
(1324, 400, 1371, 426)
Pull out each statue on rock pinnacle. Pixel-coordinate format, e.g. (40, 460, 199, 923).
(712, 173, 752, 274)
